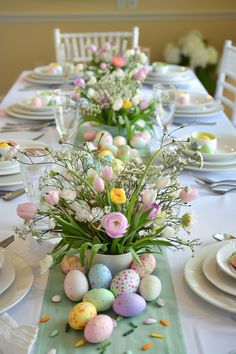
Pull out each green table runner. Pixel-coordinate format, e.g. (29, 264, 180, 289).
(35, 251, 186, 354)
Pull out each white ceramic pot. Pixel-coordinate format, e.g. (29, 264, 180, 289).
(87, 252, 133, 275)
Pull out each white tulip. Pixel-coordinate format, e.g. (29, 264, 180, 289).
(112, 98, 123, 111)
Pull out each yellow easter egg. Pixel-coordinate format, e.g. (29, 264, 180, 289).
(68, 302, 97, 330)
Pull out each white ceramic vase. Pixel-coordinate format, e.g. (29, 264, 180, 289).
(88, 252, 133, 275)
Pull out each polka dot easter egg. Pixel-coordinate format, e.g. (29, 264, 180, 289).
(84, 314, 114, 343)
(88, 264, 112, 289)
(68, 302, 97, 330)
(110, 269, 140, 297)
(131, 253, 156, 278)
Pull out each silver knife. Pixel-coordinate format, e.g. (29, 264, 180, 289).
(0, 235, 15, 248)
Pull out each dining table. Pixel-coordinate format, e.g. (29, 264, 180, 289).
(0, 70, 236, 354)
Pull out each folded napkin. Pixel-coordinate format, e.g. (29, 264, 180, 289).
(0, 313, 38, 354)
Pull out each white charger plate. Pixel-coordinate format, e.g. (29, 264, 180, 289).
(0, 248, 4, 269)
(184, 242, 236, 314)
(0, 251, 15, 295)
(6, 104, 55, 121)
(0, 252, 33, 314)
(216, 240, 236, 279)
(182, 134, 236, 162)
(202, 249, 236, 296)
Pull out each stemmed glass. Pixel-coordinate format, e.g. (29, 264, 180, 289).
(51, 90, 80, 144)
(153, 83, 177, 135)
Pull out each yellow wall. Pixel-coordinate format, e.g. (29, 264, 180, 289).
(0, 0, 236, 95)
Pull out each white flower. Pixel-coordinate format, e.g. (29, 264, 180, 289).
(75, 63, 84, 72)
(87, 168, 96, 177)
(87, 88, 96, 98)
(112, 98, 123, 111)
(87, 76, 97, 86)
(190, 47, 209, 69)
(132, 94, 140, 105)
(104, 206, 111, 214)
(60, 189, 76, 201)
(156, 176, 171, 189)
(86, 142, 97, 151)
(118, 116, 125, 125)
(75, 207, 93, 222)
(162, 226, 177, 238)
(142, 189, 157, 207)
(139, 52, 148, 64)
(113, 69, 125, 79)
(125, 49, 135, 58)
(135, 119, 146, 128)
(181, 34, 205, 57)
(164, 43, 181, 64)
(181, 211, 198, 232)
(39, 254, 53, 275)
(207, 46, 218, 65)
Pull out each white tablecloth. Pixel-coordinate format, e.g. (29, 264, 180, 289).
(0, 72, 236, 354)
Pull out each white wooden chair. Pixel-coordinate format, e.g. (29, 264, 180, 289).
(54, 27, 139, 64)
(215, 40, 236, 124)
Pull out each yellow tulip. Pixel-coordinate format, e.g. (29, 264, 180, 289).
(0, 142, 9, 148)
(110, 188, 126, 204)
(122, 99, 132, 110)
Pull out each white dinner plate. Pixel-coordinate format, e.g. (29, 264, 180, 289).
(185, 161, 236, 172)
(9, 104, 54, 117)
(34, 66, 76, 80)
(0, 162, 20, 176)
(174, 102, 223, 118)
(6, 104, 55, 121)
(25, 73, 74, 85)
(0, 252, 33, 314)
(0, 248, 4, 269)
(18, 97, 53, 112)
(144, 74, 194, 85)
(148, 64, 190, 78)
(0, 251, 15, 295)
(216, 241, 236, 279)
(184, 242, 236, 314)
(182, 134, 236, 162)
(202, 249, 236, 296)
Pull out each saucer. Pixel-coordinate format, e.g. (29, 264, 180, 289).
(216, 240, 236, 279)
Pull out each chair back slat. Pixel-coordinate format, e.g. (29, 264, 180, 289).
(215, 40, 236, 125)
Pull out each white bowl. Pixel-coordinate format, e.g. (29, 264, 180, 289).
(216, 240, 236, 279)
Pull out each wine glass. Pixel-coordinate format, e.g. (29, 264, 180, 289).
(153, 83, 177, 135)
(51, 90, 80, 144)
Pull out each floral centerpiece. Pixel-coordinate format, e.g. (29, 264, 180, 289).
(164, 30, 218, 94)
(75, 70, 155, 145)
(16, 138, 199, 269)
(74, 44, 149, 83)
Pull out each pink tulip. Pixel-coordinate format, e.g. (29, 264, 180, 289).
(100, 63, 108, 70)
(133, 66, 148, 81)
(139, 99, 149, 110)
(88, 44, 97, 53)
(112, 55, 126, 68)
(102, 166, 113, 181)
(142, 189, 157, 207)
(17, 203, 37, 221)
(148, 203, 161, 220)
(44, 190, 60, 205)
(93, 176, 105, 193)
(74, 77, 86, 89)
(179, 187, 199, 203)
(102, 212, 128, 238)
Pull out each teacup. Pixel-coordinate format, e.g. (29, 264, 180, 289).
(152, 62, 168, 75)
(191, 131, 217, 154)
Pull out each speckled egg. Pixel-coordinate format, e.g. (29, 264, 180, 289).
(84, 315, 114, 343)
(68, 302, 97, 330)
(110, 269, 140, 297)
(117, 145, 132, 162)
(131, 254, 156, 278)
(112, 293, 146, 317)
(64, 270, 89, 301)
(113, 136, 127, 147)
(83, 288, 115, 312)
(139, 275, 162, 301)
(61, 255, 86, 275)
(88, 264, 112, 289)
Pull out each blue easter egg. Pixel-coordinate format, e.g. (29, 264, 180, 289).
(88, 264, 112, 289)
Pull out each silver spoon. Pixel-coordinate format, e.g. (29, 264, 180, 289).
(212, 233, 236, 241)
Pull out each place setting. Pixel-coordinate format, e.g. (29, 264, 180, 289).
(184, 238, 236, 314)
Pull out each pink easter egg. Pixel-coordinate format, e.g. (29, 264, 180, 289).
(84, 315, 114, 343)
(61, 255, 86, 274)
(31, 97, 43, 108)
(131, 253, 156, 278)
(83, 130, 97, 141)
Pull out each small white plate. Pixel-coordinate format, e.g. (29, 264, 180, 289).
(17, 98, 53, 112)
(148, 64, 190, 78)
(0, 252, 33, 314)
(34, 66, 76, 80)
(0, 251, 15, 295)
(6, 105, 55, 121)
(202, 249, 236, 296)
(176, 92, 214, 111)
(0, 248, 4, 269)
(183, 134, 236, 162)
(216, 240, 236, 279)
(184, 242, 236, 314)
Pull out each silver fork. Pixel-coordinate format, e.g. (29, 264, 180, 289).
(173, 121, 216, 126)
(196, 180, 236, 195)
(0, 121, 54, 132)
(195, 175, 236, 186)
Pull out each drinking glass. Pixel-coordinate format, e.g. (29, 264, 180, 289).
(17, 144, 51, 203)
(51, 90, 80, 143)
(153, 83, 177, 134)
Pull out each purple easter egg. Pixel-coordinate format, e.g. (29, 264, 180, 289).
(112, 293, 146, 317)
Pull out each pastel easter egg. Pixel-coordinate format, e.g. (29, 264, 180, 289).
(131, 254, 156, 278)
(99, 149, 114, 160)
(102, 143, 118, 155)
(31, 97, 43, 108)
(83, 288, 115, 311)
(113, 136, 127, 147)
(83, 130, 97, 141)
(64, 270, 89, 301)
(94, 131, 113, 147)
(68, 302, 97, 330)
(117, 145, 132, 162)
(130, 136, 146, 149)
(84, 315, 113, 343)
(112, 293, 146, 317)
(88, 264, 112, 289)
(61, 255, 86, 275)
(110, 269, 140, 297)
(139, 275, 161, 301)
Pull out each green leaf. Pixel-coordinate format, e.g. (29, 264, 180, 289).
(79, 242, 92, 266)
